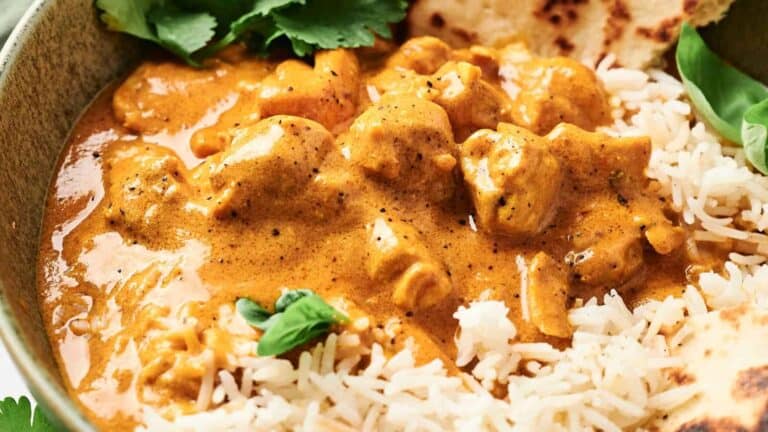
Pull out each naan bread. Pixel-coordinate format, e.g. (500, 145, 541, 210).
(655, 305, 768, 431)
(408, 0, 735, 68)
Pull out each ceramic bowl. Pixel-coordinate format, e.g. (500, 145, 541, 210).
(0, 1, 140, 429)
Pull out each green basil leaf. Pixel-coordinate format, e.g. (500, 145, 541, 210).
(257, 295, 347, 356)
(676, 22, 768, 144)
(742, 98, 768, 174)
(274, 288, 315, 313)
(236, 298, 272, 330)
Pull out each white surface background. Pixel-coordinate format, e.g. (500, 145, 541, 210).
(1, 0, 37, 402)
(0, 343, 31, 399)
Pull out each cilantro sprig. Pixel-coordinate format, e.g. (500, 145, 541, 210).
(95, 0, 408, 65)
(0, 397, 58, 432)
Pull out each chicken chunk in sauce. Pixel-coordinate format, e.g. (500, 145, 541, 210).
(460, 124, 562, 240)
(37, 37, 721, 430)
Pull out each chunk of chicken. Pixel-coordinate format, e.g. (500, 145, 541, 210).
(366, 218, 452, 310)
(430, 61, 510, 139)
(113, 62, 227, 135)
(526, 252, 572, 338)
(105, 144, 192, 238)
(258, 50, 360, 132)
(545, 123, 651, 193)
(369, 61, 511, 140)
(386, 36, 453, 74)
(505, 57, 610, 134)
(568, 198, 644, 286)
(208, 116, 336, 218)
(460, 124, 563, 240)
(644, 221, 686, 255)
(346, 96, 458, 202)
(451, 46, 501, 81)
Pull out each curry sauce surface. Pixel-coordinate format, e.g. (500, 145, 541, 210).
(37, 38, 719, 430)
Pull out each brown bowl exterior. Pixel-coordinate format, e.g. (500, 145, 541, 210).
(0, 0, 140, 430)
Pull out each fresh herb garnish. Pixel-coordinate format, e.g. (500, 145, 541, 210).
(0, 397, 58, 432)
(237, 289, 348, 356)
(742, 99, 768, 173)
(95, 0, 408, 65)
(676, 23, 768, 173)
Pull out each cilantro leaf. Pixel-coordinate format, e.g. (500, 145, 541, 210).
(273, 0, 407, 49)
(95, 0, 408, 63)
(149, 8, 217, 59)
(0, 397, 57, 432)
(199, 0, 303, 57)
(95, 0, 158, 40)
(172, 0, 252, 27)
(250, 0, 306, 17)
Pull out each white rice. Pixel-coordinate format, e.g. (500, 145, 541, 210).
(137, 55, 768, 431)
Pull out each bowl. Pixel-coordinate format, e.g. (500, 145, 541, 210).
(0, 0, 140, 429)
(0, 0, 765, 430)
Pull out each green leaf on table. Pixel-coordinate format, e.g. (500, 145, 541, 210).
(256, 295, 348, 356)
(0, 397, 57, 432)
(742, 99, 768, 174)
(676, 22, 768, 144)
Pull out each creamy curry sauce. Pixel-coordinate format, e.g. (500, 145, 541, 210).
(37, 37, 723, 430)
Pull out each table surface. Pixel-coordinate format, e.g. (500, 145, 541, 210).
(1, 1, 36, 401)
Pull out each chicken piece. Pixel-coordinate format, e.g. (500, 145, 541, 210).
(104, 144, 192, 238)
(346, 96, 458, 202)
(386, 36, 453, 74)
(430, 61, 510, 139)
(460, 124, 563, 240)
(545, 123, 651, 193)
(113, 62, 226, 135)
(451, 46, 501, 81)
(366, 218, 452, 310)
(633, 211, 686, 255)
(526, 252, 572, 338)
(642, 218, 686, 255)
(568, 198, 644, 286)
(369, 61, 511, 140)
(208, 116, 335, 218)
(505, 57, 611, 134)
(258, 49, 360, 132)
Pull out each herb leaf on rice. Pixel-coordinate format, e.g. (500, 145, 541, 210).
(237, 290, 348, 356)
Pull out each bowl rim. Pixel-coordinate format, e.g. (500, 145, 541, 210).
(0, 1, 96, 430)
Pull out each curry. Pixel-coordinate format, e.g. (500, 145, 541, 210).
(37, 37, 721, 430)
